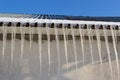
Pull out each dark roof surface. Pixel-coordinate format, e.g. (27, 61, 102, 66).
(0, 13, 120, 22)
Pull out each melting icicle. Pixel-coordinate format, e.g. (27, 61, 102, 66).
(2, 23, 6, 64)
(29, 24, 32, 50)
(10, 23, 16, 67)
(20, 23, 24, 63)
(71, 25, 78, 79)
(87, 25, 94, 66)
(9, 23, 16, 80)
(110, 26, 119, 80)
(103, 26, 113, 80)
(46, 23, 51, 75)
(113, 26, 118, 45)
(114, 27, 117, 44)
(95, 25, 103, 74)
(38, 25, 42, 78)
(54, 24, 60, 76)
(62, 24, 69, 72)
(95, 25, 104, 79)
(79, 25, 85, 64)
(13, 24, 16, 62)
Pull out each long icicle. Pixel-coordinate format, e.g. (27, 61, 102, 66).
(110, 26, 119, 80)
(62, 24, 69, 72)
(38, 25, 42, 79)
(54, 24, 60, 77)
(79, 25, 85, 64)
(46, 23, 51, 76)
(2, 23, 6, 64)
(95, 25, 103, 78)
(20, 23, 24, 63)
(10, 23, 15, 67)
(114, 28, 117, 45)
(95, 25, 103, 77)
(87, 25, 94, 66)
(103, 26, 113, 80)
(71, 25, 78, 80)
(9, 23, 16, 80)
(29, 24, 32, 51)
(13, 23, 16, 63)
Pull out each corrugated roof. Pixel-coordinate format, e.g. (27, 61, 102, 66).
(0, 13, 120, 22)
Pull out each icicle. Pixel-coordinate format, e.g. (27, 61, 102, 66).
(46, 23, 51, 75)
(110, 26, 119, 80)
(38, 25, 42, 79)
(2, 23, 6, 64)
(87, 25, 94, 66)
(29, 24, 32, 51)
(10, 23, 15, 66)
(9, 23, 16, 80)
(54, 24, 60, 77)
(62, 24, 69, 72)
(20, 23, 24, 63)
(95, 25, 103, 70)
(79, 25, 85, 64)
(95, 25, 103, 78)
(71, 25, 78, 80)
(103, 26, 113, 80)
(114, 28, 117, 44)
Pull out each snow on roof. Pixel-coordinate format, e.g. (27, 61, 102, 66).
(0, 13, 120, 26)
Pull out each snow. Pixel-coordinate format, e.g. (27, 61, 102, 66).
(0, 17, 120, 26)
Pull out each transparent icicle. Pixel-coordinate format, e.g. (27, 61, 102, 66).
(110, 26, 119, 80)
(79, 25, 85, 64)
(95, 25, 103, 76)
(29, 24, 32, 50)
(94, 25, 104, 79)
(103, 26, 113, 80)
(113, 27, 117, 45)
(9, 23, 16, 80)
(2, 23, 6, 64)
(20, 24, 24, 63)
(87, 26, 94, 66)
(46, 23, 51, 75)
(62, 24, 69, 72)
(38, 25, 42, 78)
(10, 23, 16, 66)
(71, 25, 78, 79)
(54, 24, 60, 76)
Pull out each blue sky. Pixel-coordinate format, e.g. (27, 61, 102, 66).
(0, 0, 120, 16)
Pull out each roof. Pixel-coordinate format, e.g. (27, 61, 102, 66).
(0, 13, 120, 36)
(0, 13, 120, 22)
